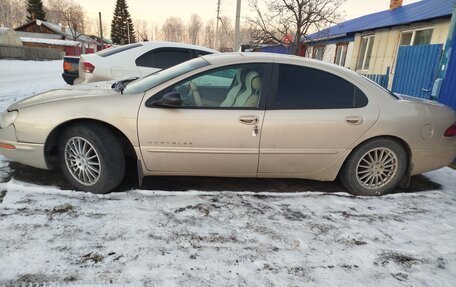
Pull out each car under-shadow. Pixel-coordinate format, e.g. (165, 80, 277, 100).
(2, 159, 442, 195)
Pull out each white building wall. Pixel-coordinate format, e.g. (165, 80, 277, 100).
(322, 43, 336, 63)
(304, 41, 355, 69)
(345, 42, 355, 69)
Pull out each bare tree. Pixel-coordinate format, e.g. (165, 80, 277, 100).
(148, 22, 155, 40)
(248, 0, 345, 54)
(240, 25, 253, 47)
(153, 24, 161, 41)
(203, 20, 215, 49)
(0, 0, 27, 28)
(187, 14, 202, 45)
(85, 16, 108, 37)
(218, 16, 234, 50)
(134, 18, 149, 41)
(161, 17, 185, 43)
(46, 0, 87, 40)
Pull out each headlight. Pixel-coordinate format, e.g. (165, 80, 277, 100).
(0, 111, 18, 129)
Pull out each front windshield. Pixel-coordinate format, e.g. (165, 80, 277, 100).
(123, 57, 210, 95)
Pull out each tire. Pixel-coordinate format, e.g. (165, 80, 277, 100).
(340, 138, 407, 196)
(58, 123, 125, 194)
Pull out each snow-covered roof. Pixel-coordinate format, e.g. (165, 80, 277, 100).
(20, 37, 81, 47)
(15, 31, 62, 40)
(15, 20, 98, 45)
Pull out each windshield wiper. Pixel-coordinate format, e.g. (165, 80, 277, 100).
(112, 77, 139, 94)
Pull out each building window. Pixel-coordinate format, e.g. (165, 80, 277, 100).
(334, 43, 348, 66)
(399, 28, 433, 46)
(356, 35, 375, 71)
(312, 46, 325, 60)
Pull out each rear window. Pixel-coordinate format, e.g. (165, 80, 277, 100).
(96, 43, 143, 57)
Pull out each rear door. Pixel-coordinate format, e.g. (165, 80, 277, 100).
(259, 63, 379, 175)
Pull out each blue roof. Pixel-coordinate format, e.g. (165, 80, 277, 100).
(306, 0, 455, 42)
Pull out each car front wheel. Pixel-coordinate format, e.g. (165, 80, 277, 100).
(340, 138, 407, 196)
(58, 123, 125, 193)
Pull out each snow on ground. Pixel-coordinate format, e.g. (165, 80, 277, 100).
(0, 59, 67, 110)
(1, 169, 456, 286)
(0, 60, 456, 286)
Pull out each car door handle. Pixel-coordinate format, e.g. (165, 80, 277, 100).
(239, 116, 259, 125)
(345, 116, 363, 125)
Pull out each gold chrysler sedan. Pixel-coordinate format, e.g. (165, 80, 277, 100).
(0, 53, 455, 195)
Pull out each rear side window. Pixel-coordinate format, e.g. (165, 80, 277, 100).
(136, 48, 192, 69)
(96, 43, 142, 57)
(275, 64, 368, 109)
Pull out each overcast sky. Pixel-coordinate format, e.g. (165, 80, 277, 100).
(76, 0, 422, 27)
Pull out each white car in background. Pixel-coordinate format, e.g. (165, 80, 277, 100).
(64, 41, 218, 85)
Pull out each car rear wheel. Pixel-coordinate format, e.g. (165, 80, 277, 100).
(58, 123, 125, 194)
(340, 138, 407, 196)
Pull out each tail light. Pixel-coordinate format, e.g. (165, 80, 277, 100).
(83, 62, 95, 73)
(444, 122, 456, 137)
(63, 61, 73, 72)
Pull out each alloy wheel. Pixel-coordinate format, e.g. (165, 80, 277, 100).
(64, 136, 101, 186)
(356, 147, 398, 190)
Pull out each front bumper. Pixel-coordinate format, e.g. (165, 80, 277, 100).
(0, 125, 49, 170)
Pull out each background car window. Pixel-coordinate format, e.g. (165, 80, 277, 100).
(275, 64, 368, 109)
(192, 50, 212, 57)
(136, 48, 192, 69)
(153, 64, 267, 108)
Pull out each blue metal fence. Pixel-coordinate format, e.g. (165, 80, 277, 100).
(361, 67, 390, 88)
(438, 25, 456, 111)
(392, 44, 443, 99)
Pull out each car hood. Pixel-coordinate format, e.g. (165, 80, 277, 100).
(8, 81, 117, 111)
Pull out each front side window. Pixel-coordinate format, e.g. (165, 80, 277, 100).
(150, 64, 268, 108)
(356, 35, 375, 71)
(274, 64, 368, 109)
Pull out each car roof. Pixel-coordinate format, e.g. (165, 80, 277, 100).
(138, 41, 219, 54)
(201, 52, 364, 79)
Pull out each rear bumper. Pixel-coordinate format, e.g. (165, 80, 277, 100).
(412, 147, 456, 175)
(0, 125, 49, 170)
(62, 72, 78, 85)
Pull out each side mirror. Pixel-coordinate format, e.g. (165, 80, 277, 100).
(150, 92, 182, 108)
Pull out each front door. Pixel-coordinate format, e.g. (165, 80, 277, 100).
(138, 63, 272, 176)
